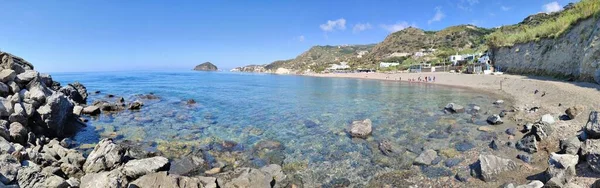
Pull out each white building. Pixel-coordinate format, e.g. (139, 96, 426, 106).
(327, 62, 351, 71)
(380, 62, 400, 68)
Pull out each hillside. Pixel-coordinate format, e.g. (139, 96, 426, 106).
(368, 25, 493, 59)
(193, 62, 218, 71)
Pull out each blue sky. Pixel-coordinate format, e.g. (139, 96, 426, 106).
(0, 0, 577, 72)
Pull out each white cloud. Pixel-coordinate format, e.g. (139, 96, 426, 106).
(501, 6, 511, 11)
(352, 23, 372, 33)
(428, 7, 445, 24)
(380, 21, 417, 33)
(457, 0, 479, 11)
(543, 2, 562, 13)
(319, 18, 346, 32)
(298, 35, 305, 42)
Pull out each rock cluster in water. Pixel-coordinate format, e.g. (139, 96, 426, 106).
(0, 52, 288, 188)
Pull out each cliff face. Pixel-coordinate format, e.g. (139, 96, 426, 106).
(491, 17, 600, 83)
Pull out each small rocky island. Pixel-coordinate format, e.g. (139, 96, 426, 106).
(193, 62, 218, 71)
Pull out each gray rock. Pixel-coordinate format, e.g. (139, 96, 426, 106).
(83, 138, 124, 173)
(27, 79, 51, 104)
(66, 177, 80, 188)
(216, 164, 286, 188)
(493, 100, 504, 105)
(0, 98, 12, 117)
(16, 165, 46, 188)
(7, 81, 19, 95)
(478, 154, 518, 182)
(503, 183, 515, 188)
(80, 169, 127, 188)
(129, 171, 217, 188)
(73, 106, 83, 116)
(487, 115, 503, 125)
(0, 52, 34, 74)
(59, 82, 87, 105)
(0, 137, 14, 155)
(42, 175, 69, 188)
(445, 103, 465, 113)
(82, 105, 100, 115)
(585, 111, 600, 139)
(565, 105, 585, 120)
(515, 180, 543, 188)
(414, 149, 438, 165)
(0, 70, 16, 83)
(128, 101, 143, 110)
(349, 119, 372, 139)
(8, 122, 27, 144)
(36, 93, 74, 137)
(559, 137, 581, 155)
(516, 134, 538, 153)
(0, 154, 20, 185)
(15, 70, 38, 85)
(541, 114, 555, 125)
(0, 83, 9, 97)
(581, 139, 600, 173)
(122, 156, 170, 179)
(546, 153, 577, 183)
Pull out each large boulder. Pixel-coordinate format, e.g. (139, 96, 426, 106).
(26, 78, 52, 104)
(0, 70, 16, 83)
(581, 139, 600, 173)
(59, 82, 87, 105)
(129, 171, 218, 188)
(559, 137, 581, 155)
(545, 153, 578, 183)
(193, 62, 218, 71)
(216, 164, 285, 188)
(15, 70, 39, 85)
(0, 154, 20, 185)
(0, 137, 14, 154)
(565, 105, 585, 120)
(0, 83, 9, 97)
(83, 138, 125, 173)
(82, 105, 100, 115)
(585, 111, 600, 139)
(36, 93, 74, 137)
(80, 169, 127, 188)
(477, 154, 518, 182)
(122, 156, 170, 179)
(0, 52, 34, 74)
(8, 122, 27, 144)
(349, 119, 372, 138)
(445, 103, 465, 113)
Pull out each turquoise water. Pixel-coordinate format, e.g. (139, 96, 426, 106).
(52, 71, 504, 185)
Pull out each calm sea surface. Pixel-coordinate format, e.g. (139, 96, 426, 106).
(51, 71, 504, 185)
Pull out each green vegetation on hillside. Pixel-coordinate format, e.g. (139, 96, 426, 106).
(263, 44, 375, 72)
(487, 0, 600, 47)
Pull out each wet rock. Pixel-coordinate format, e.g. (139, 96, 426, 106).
(515, 181, 543, 188)
(506, 128, 517, 136)
(378, 139, 401, 156)
(559, 137, 581, 155)
(565, 105, 585, 120)
(80, 169, 127, 188)
(323, 178, 350, 188)
(128, 100, 143, 110)
(0, 154, 20, 185)
(455, 141, 475, 152)
(137, 94, 159, 100)
(367, 170, 417, 187)
(489, 140, 499, 150)
(477, 154, 518, 182)
(518, 154, 532, 163)
(82, 105, 100, 115)
(83, 138, 125, 173)
(516, 134, 538, 153)
(585, 111, 600, 139)
(428, 130, 449, 139)
(545, 153, 577, 184)
(445, 103, 465, 113)
(122, 156, 170, 179)
(414, 149, 437, 165)
(541, 114, 555, 125)
(580, 139, 600, 173)
(420, 166, 453, 178)
(487, 115, 503, 125)
(444, 158, 464, 168)
(303, 120, 318, 128)
(36, 93, 75, 137)
(186, 99, 197, 105)
(348, 119, 372, 139)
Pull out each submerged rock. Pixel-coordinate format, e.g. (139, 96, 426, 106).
(349, 119, 372, 139)
(445, 103, 465, 113)
(414, 149, 437, 165)
(487, 115, 503, 125)
(477, 154, 517, 182)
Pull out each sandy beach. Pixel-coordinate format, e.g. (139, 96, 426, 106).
(307, 71, 600, 186)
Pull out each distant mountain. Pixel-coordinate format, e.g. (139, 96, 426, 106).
(193, 62, 218, 71)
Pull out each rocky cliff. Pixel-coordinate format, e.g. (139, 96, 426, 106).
(491, 16, 600, 83)
(193, 62, 218, 71)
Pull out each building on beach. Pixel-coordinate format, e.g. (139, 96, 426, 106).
(379, 62, 400, 68)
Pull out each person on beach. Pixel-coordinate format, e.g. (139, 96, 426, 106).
(425, 76, 428, 82)
(433, 76, 436, 82)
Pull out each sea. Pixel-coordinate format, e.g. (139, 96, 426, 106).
(51, 71, 506, 185)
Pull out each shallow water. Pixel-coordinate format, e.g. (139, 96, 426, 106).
(52, 71, 505, 185)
